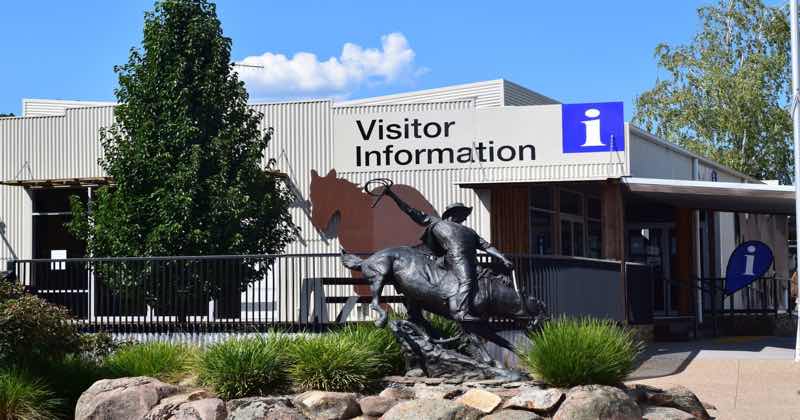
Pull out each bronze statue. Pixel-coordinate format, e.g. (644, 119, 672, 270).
(340, 178, 546, 380)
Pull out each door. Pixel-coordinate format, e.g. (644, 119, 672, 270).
(627, 224, 677, 315)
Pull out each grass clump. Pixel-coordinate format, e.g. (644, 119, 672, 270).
(197, 334, 291, 399)
(104, 341, 192, 382)
(336, 323, 404, 376)
(0, 370, 62, 420)
(519, 316, 643, 387)
(288, 333, 386, 392)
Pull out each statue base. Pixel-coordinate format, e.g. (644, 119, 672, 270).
(388, 319, 526, 382)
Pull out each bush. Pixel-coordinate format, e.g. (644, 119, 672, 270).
(519, 317, 644, 387)
(336, 323, 404, 375)
(288, 334, 386, 392)
(78, 332, 122, 362)
(35, 355, 113, 413)
(0, 370, 62, 420)
(0, 282, 80, 368)
(425, 312, 460, 339)
(104, 341, 192, 382)
(197, 334, 291, 399)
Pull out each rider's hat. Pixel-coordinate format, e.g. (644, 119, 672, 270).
(442, 202, 473, 220)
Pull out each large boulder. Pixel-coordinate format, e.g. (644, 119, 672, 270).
(381, 399, 482, 420)
(379, 387, 415, 401)
(227, 397, 307, 420)
(412, 383, 464, 400)
(357, 396, 397, 417)
(503, 387, 564, 413)
(144, 391, 227, 420)
(483, 409, 544, 420)
(292, 391, 361, 420)
(75, 377, 179, 420)
(553, 385, 641, 420)
(627, 384, 710, 420)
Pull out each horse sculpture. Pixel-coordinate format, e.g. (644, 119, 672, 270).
(339, 179, 547, 380)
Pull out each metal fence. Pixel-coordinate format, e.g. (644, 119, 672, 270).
(5, 253, 632, 333)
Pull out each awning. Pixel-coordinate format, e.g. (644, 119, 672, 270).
(0, 177, 113, 188)
(622, 177, 796, 215)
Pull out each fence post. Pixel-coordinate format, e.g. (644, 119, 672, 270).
(3, 260, 16, 283)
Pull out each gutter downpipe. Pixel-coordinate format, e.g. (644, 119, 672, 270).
(790, 0, 800, 363)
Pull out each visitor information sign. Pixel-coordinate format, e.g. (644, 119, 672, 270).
(332, 102, 626, 172)
(724, 241, 774, 294)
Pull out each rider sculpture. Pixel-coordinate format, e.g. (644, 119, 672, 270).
(383, 188, 514, 322)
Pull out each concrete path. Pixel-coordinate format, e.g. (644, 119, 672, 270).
(627, 336, 800, 420)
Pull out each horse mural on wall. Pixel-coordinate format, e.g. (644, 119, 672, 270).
(309, 169, 438, 294)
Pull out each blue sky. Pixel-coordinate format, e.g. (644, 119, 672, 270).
(0, 1, 754, 120)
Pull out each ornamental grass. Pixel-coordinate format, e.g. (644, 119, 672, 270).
(196, 334, 291, 399)
(519, 316, 644, 387)
(103, 341, 193, 383)
(0, 370, 62, 420)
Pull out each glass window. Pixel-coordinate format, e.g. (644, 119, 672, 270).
(588, 221, 602, 258)
(530, 185, 553, 210)
(560, 190, 583, 215)
(574, 223, 584, 257)
(588, 197, 601, 220)
(530, 211, 553, 255)
(561, 220, 572, 255)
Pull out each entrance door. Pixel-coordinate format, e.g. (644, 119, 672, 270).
(627, 224, 677, 315)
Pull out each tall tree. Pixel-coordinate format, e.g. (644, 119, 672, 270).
(69, 0, 296, 293)
(634, 0, 792, 183)
(0, 113, 14, 117)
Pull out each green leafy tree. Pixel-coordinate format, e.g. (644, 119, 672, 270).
(634, 0, 792, 183)
(0, 113, 14, 117)
(69, 0, 296, 300)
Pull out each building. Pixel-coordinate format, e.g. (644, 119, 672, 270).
(0, 79, 794, 332)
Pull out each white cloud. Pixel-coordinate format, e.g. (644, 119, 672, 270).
(236, 33, 422, 99)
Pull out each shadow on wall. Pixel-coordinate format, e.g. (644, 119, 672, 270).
(0, 219, 18, 260)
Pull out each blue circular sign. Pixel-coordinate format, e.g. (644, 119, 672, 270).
(725, 241, 773, 294)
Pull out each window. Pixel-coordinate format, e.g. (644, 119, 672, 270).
(560, 190, 582, 216)
(587, 197, 602, 258)
(530, 186, 554, 255)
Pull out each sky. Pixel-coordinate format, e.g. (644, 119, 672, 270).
(0, 1, 761, 120)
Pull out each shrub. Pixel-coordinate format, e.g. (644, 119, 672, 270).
(0, 282, 80, 368)
(78, 332, 122, 362)
(104, 341, 192, 382)
(197, 334, 291, 399)
(425, 312, 460, 339)
(336, 323, 404, 375)
(34, 355, 113, 413)
(0, 370, 62, 420)
(288, 334, 386, 392)
(519, 317, 643, 387)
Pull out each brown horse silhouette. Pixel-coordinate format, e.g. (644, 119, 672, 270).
(310, 169, 438, 253)
(310, 169, 438, 297)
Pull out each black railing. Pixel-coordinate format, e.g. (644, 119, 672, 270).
(7, 253, 627, 333)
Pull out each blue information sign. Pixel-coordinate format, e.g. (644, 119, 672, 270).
(724, 241, 773, 295)
(562, 102, 625, 154)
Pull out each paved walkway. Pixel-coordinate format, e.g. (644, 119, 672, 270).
(627, 336, 800, 420)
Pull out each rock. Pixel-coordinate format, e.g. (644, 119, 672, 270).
(380, 399, 482, 420)
(422, 377, 445, 385)
(483, 409, 544, 420)
(75, 376, 179, 420)
(379, 387, 415, 401)
(412, 383, 464, 400)
(358, 396, 397, 417)
(227, 397, 301, 420)
(405, 369, 425, 377)
(503, 387, 564, 413)
(628, 384, 710, 420)
(145, 395, 227, 420)
(292, 391, 361, 420)
(463, 379, 509, 388)
(456, 389, 502, 413)
(350, 417, 378, 420)
(701, 401, 716, 410)
(553, 385, 641, 420)
(502, 382, 529, 388)
(642, 406, 695, 420)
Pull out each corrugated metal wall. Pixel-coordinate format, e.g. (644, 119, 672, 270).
(0, 106, 115, 261)
(503, 80, 559, 106)
(22, 99, 115, 117)
(338, 79, 505, 109)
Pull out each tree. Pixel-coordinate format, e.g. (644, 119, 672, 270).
(69, 0, 296, 300)
(634, 0, 792, 183)
(0, 113, 13, 117)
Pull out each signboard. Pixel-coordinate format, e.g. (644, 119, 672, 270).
(333, 102, 625, 172)
(725, 241, 774, 294)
